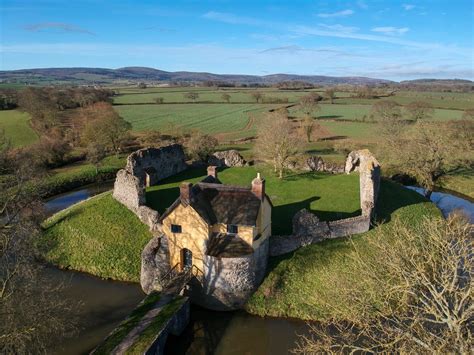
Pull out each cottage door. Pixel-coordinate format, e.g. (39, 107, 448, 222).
(181, 248, 192, 271)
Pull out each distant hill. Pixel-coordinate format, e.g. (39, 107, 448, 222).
(400, 78, 474, 85)
(0, 66, 395, 86)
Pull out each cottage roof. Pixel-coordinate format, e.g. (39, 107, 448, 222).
(158, 178, 266, 226)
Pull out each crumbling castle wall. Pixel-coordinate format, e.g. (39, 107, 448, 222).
(269, 149, 380, 257)
(140, 234, 171, 294)
(113, 144, 187, 232)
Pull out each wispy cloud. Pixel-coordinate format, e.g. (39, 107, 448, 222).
(202, 11, 266, 26)
(402, 4, 415, 10)
(259, 45, 351, 56)
(23, 22, 95, 35)
(318, 24, 359, 33)
(317, 9, 354, 18)
(143, 26, 176, 33)
(372, 27, 409, 35)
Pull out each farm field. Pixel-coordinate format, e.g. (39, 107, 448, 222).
(0, 109, 38, 147)
(115, 103, 279, 140)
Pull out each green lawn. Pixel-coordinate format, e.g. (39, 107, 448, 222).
(39, 193, 153, 282)
(0, 109, 38, 147)
(246, 180, 440, 320)
(146, 166, 361, 235)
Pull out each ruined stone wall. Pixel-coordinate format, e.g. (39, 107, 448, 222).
(189, 237, 269, 311)
(113, 145, 188, 232)
(269, 149, 380, 257)
(141, 234, 171, 294)
(125, 145, 187, 183)
(269, 212, 370, 257)
(345, 149, 381, 217)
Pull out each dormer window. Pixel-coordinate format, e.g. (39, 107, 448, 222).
(227, 224, 238, 234)
(171, 224, 182, 233)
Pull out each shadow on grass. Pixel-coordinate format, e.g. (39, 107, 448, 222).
(375, 179, 429, 223)
(316, 115, 343, 119)
(305, 148, 336, 155)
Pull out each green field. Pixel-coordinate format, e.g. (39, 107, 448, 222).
(115, 103, 279, 139)
(0, 109, 38, 147)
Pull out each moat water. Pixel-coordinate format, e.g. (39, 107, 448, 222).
(44, 183, 309, 354)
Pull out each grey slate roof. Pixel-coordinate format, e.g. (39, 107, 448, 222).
(158, 177, 263, 226)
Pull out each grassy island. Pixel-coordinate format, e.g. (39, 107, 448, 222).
(38, 166, 439, 320)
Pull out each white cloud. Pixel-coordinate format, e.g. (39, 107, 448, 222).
(372, 27, 409, 35)
(402, 4, 415, 10)
(317, 9, 354, 18)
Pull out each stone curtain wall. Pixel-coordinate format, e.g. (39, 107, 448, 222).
(113, 145, 187, 231)
(270, 149, 380, 257)
(141, 234, 172, 294)
(189, 237, 269, 311)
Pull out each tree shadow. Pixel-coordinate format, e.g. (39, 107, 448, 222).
(316, 115, 343, 119)
(282, 171, 325, 182)
(374, 179, 429, 224)
(305, 148, 336, 155)
(319, 135, 348, 141)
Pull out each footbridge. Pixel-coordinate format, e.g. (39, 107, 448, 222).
(92, 265, 199, 355)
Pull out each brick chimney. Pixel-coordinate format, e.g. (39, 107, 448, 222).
(207, 165, 218, 179)
(180, 182, 193, 204)
(251, 173, 265, 201)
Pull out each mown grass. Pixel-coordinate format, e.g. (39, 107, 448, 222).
(39, 193, 153, 282)
(245, 180, 440, 320)
(0, 109, 38, 146)
(146, 166, 361, 235)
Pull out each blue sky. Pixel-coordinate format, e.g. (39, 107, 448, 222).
(1, 0, 473, 80)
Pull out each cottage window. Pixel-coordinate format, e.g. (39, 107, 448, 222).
(227, 224, 238, 234)
(171, 224, 182, 233)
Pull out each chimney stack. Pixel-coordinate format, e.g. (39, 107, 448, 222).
(207, 165, 218, 179)
(180, 182, 193, 204)
(251, 173, 265, 201)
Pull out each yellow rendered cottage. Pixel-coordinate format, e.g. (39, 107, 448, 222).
(158, 166, 272, 274)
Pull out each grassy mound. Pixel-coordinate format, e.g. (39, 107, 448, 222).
(245, 180, 440, 320)
(39, 193, 152, 282)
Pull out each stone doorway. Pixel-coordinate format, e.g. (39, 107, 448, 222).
(181, 248, 192, 271)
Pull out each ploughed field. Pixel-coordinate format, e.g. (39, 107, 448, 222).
(37, 165, 440, 322)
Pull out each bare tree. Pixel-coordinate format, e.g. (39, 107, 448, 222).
(86, 142, 106, 173)
(251, 91, 264, 103)
(155, 97, 164, 104)
(221, 93, 231, 103)
(301, 116, 315, 142)
(371, 100, 404, 136)
(295, 215, 473, 354)
(183, 92, 199, 103)
(324, 88, 336, 104)
(381, 120, 473, 198)
(405, 101, 434, 121)
(299, 94, 321, 118)
(185, 131, 218, 162)
(1, 152, 77, 353)
(255, 110, 301, 178)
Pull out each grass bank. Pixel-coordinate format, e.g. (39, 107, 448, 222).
(245, 180, 440, 320)
(39, 192, 152, 282)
